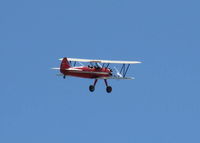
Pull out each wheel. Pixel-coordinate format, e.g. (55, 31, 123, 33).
(63, 75, 66, 79)
(89, 85, 95, 92)
(106, 86, 112, 93)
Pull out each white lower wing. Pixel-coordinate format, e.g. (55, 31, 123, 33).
(97, 76, 135, 80)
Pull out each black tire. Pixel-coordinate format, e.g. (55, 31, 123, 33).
(89, 85, 95, 92)
(106, 86, 112, 93)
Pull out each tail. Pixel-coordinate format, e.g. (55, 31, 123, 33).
(60, 57, 70, 72)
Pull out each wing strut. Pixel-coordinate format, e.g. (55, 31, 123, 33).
(119, 64, 131, 77)
(106, 63, 110, 68)
(74, 62, 77, 67)
(124, 64, 130, 77)
(120, 64, 125, 74)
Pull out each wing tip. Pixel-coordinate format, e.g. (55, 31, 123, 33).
(134, 61, 142, 64)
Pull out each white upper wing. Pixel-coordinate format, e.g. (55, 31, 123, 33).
(59, 58, 142, 64)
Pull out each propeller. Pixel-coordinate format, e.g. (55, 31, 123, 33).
(114, 67, 123, 78)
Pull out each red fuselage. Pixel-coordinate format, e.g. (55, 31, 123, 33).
(60, 66, 112, 79)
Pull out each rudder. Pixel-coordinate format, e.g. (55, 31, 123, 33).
(60, 57, 70, 72)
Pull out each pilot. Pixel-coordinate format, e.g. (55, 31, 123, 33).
(88, 65, 94, 69)
(94, 66, 101, 70)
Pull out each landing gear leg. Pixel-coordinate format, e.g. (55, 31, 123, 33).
(89, 79, 98, 92)
(104, 79, 112, 93)
(63, 75, 66, 79)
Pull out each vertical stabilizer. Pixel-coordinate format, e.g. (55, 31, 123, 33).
(60, 57, 70, 73)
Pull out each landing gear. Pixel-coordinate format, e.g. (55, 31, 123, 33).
(89, 79, 112, 93)
(106, 86, 112, 93)
(63, 75, 66, 79)
(89, 85, 95, 92)
(104, 79, 112, 93)
(89, 79, 98, 92)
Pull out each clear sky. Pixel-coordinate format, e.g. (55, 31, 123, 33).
(0, 0, 200, 143)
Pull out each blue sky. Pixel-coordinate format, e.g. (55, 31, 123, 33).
(0, 0, 200, 142)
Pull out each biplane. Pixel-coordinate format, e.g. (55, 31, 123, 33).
(52, 57, 141, 93)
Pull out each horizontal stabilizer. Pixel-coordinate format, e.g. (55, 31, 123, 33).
(52, 68, 60, 70)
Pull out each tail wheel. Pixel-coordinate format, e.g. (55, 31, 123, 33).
(89, 85, 95, 92)
(106, 86, 112, 93)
